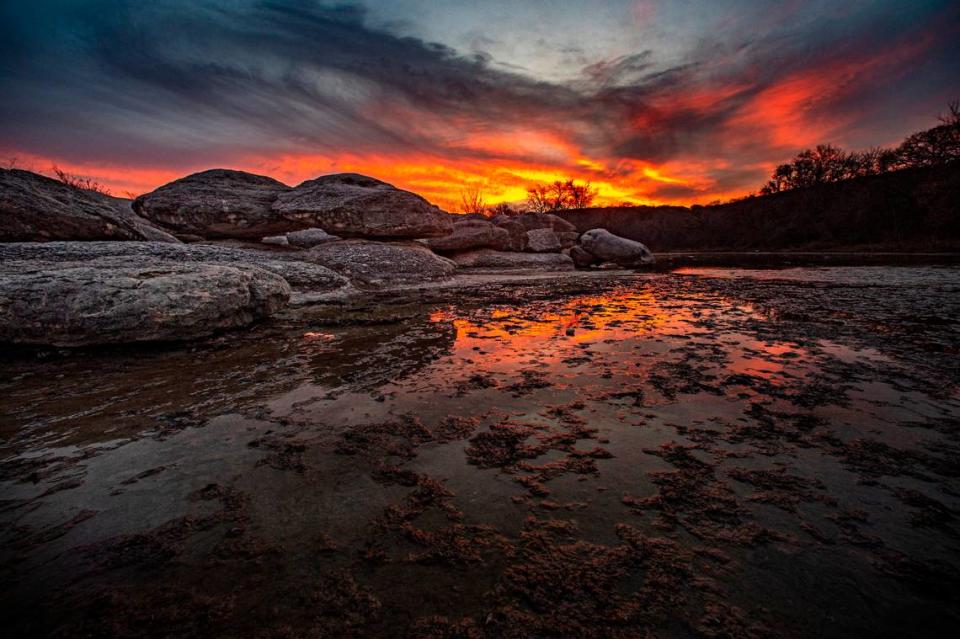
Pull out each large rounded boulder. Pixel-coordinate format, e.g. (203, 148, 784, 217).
(273, 174, 453, 239)
(304, 239, 456, 287)
(580, 228, 655, 266)
(1, 169, 179, 243)
(0, 259, 289, 347)
(133, 169, 293, 239)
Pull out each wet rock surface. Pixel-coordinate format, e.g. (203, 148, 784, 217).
(1, 169, 179, 243)
(272, 173, 453, 239)
(2, 266, 959, 637)
(133, 169, 293, 239)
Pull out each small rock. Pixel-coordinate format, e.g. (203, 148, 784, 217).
(261, 235, 289, 246)
(285, 227, 340, 248)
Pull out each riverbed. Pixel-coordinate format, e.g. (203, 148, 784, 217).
(2, 266, 959, 638)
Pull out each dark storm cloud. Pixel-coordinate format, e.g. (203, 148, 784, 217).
(0, 0, 957, 199)
(0, 0, 585, 164)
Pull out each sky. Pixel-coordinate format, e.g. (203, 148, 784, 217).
(1, 0, 958, 209)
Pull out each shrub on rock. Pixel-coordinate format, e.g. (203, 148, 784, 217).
(1, 169, 179, 243)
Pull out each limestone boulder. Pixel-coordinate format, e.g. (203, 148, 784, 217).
(580, 228, 655, 266)
(0, 242, 348, 293)
(133, 169, 292, 239)
(273, 174, 452, 239)
(1, 169, 179, 243)
(0, 258, 289, 347)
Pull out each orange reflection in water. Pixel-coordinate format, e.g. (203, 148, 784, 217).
(429, 289, 691, 375)
(428, 287, 824, 388)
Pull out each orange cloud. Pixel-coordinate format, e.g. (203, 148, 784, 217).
(2, 142, 760, 210)
(729, 33, 935, 150)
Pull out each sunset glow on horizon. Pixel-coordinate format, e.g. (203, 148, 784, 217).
(2, 1, 958, 210)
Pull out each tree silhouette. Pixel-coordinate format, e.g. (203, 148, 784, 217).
(526, 179, 597, 211)
(760, 101, 960, 195)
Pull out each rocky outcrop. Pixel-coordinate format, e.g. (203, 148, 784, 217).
(1, 169, 179, 243)
(273, 174, 452, 239)
(134, 169, 293, 239)
(426, 219, 510, 253)
(304, 239, 456, 286)
(580, 228, 655, 266)
(525, 228, 561, 253)
(0, 259, 289, 347)
(568, 245, 598, 268)
(0, 242, 349, 292)
(449, 249, 574, 270)
(490, 216, 528, 251)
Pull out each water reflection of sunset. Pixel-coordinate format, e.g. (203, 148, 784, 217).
(426, 285, 846, 392)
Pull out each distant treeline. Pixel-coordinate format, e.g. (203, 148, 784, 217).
(560, 161, 960, 252)
(760, 101, 960, 195)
